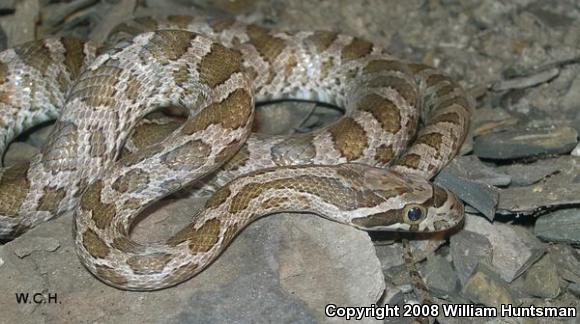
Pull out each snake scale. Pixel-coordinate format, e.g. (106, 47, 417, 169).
(0, 16, 470, 291)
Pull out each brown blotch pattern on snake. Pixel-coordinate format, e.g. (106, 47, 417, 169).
(61, 37, 86, 79)
(416, 133, 443, 151)
(367, 75, 417, 107)
(216, 139, 247, 171)
(82, 228, 111, 259)
(246, 25, 285, 64)
(111, 168, 150, 193)
(398, 153, 422, 169)
(329, 118, 368, 161)
(73, 65, 123, 108)
(80, 180, 116, 229)
(95, 265, 128, 287)
(167, 218, 222, 253)
(127, 253, 174, 274)
(204, 186, 232, 210)
(306, 31, 338, 52)
(111, 237, 139, 253)
(14, 41, 53, 76)
(364, 59, 410, 75)
(341, 37, 373, 61)
(145, 30, 196, 62)
(199, 43, 242, 88)
(375, 144, 396, 165)
(358, 93, 402, 134)
(0, 163, 30, 217)
(160, 139, 211, 171)
(37, 187, 66, 213)
(181, 88, 252, 134)
(260, 196, 291, 210)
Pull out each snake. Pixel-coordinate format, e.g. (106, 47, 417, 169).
(0, 16, 470, 291)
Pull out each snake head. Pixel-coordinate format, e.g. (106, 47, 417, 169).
(344, 164, 464, 233)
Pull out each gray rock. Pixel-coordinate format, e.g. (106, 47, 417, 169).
(0, 24, 5, 50)
(497, 156, 580, 214)
(474, 126, 578, 160)
(0, 0, 38, 47)
(561, 66, 580, 112)
(0, 196, 385, 324)
(448, 155, 511, 187)
(568, 283, 580, 298)
(375, 242, 405, 270)
(523, 255, 561, 298)
(450, 230, 493, 286)
(496, 157, 564, 186)
(0, 0, 15, 11)
(464, 214, 545, 282)
(421, 255, 460, 297)
(11, 237, 60, 258)
(26, 124, 54, 148)
(572, 142, 580, 157)
(534, 208, 580, 244)
(547, 244, 580, 284)
(3, 142, 39, 166)
(472, 107, 519, 137)
(462, 263, 516, 307)
(491, 67, 559, 91)
(435, 156, 503, 220)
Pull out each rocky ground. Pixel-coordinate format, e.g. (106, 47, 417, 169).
(1, 0, 579, 323)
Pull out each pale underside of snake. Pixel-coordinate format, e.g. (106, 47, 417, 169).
(0, 16, 470, 291)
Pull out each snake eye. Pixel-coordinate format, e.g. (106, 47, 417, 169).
(402, 204, 426, 224)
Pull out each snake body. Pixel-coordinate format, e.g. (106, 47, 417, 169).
(0, 16, 470, 290)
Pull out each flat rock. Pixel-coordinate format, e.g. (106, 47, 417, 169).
(437, 155, 511, 187)
(461, 263, 516, 307)
(0, 195, 385, 324)
(0, 0, 39, 47)
(435, 157, 502, 220)
(523, 254, 561, 298)
(421, 255, 460, 298)
(450, 230, 493, 286)
(547, 244, 580, 284)
(534, 208, 580, 244)
(26, 123, 54, 148)
(573, 142, 580, 157)
(3, 142, 39, 166)
(473, 126, 578, 160)
(568, 283, 580, 298)
(497, 156, 580, 214)
(496, 157, 564, 186)
(472, 107, 519, 137)
(464, 214, 545, 282)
